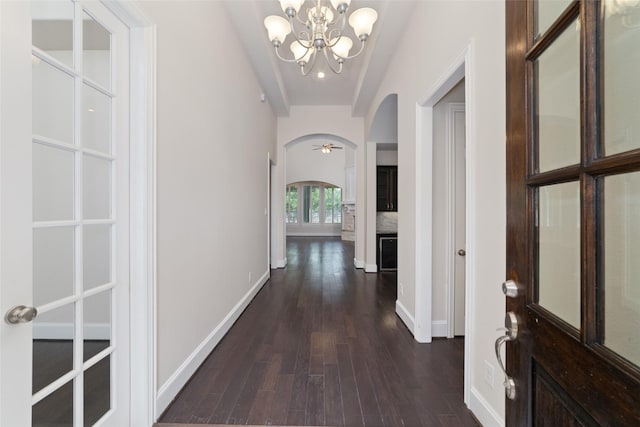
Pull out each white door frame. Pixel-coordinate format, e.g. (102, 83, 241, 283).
(414, 41, 476, 405)
(101, 1, 157, 425)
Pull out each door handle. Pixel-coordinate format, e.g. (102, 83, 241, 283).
(495, 311, 518, 400)
(458, 249, 466, 256)
(5, 305, 38, 324)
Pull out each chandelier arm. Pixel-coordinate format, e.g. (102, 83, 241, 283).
(326, 9, 348, 36)
(286, 16, 314, 48)
(300, 49, 318, 76)
(325, 16, 348, 48)
(322, 47, 343, 74)
(335, 39, 367, 61)
(274, 45, 303, 63)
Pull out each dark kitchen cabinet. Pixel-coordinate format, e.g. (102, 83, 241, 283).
(376, 166, 397, 211)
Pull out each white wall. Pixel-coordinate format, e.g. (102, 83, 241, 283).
(364, 2, 506, 425)
(134, 1, 277, 415)
(274, 106, 364, 268)
(286, 139, 346, 187)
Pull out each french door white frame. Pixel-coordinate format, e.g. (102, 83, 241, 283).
(102, 2, 158, 425)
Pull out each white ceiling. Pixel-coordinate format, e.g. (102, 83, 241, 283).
(225, 0, 416, 117)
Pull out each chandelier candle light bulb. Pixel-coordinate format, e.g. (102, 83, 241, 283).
(264, 0, 377, 75)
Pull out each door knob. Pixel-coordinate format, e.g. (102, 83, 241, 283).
(495, 311, 518, 400)
(4, 305, 38, 324)
(458, 249, 466, 256)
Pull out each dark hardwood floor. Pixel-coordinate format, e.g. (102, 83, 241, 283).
(157, 237, 478, 427)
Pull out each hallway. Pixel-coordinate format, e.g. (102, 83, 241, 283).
(157, 237, 478, 427)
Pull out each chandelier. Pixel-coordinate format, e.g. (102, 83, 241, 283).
(264, 0, 378, 75)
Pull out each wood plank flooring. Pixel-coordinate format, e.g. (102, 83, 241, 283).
(157, 237, 479, 427)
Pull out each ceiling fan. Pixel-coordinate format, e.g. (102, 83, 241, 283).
(312, 143, 343, 153)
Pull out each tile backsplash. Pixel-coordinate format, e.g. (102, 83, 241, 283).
(377, 212, 398, 233)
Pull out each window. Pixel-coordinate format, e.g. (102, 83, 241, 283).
(286, 182, 342, 225)
(286, 185, 298, 223)
(324, 186, 342, 224)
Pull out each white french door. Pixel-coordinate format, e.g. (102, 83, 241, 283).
(1, 1, 130, 425)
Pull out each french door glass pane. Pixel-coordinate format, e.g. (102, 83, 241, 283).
(83, 356, 111, 426)
(604, 172, 640, 367)
(82, 12, 111, 89)
(32, 60, 74, 144)
(83, 290, 111, 362)
(33, 143, 74, 221)
(538, 181, 580, 329)
(536, 20, 580, 173)
(32, 380, 73, 427)
(82, 84, 112, 154)
(33, 227, 74, 307)
(603, 1, 640, 156)
(83, 155, 111, 220)
(536, 0, 572, 38)
(32, 0, 73, 68)
(32, 304, 75, 394)
(83, 225, 112, 290)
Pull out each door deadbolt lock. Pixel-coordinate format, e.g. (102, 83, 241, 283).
(502, 280, 519, 298)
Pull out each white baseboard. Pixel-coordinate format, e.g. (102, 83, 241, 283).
(275, 258, 287, 268)
(395, 300, 414, 334)
(469, 386, 504, 427)
(364, 263, 378, 273)
(34, 322, 110, 340)
(155, 270, 270, 417)
(431, 320, 448, 337)
(354, 258, 365, 269)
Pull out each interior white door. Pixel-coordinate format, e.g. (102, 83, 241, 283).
(452, 103, 466, 337)
(1, 1, 130, 425)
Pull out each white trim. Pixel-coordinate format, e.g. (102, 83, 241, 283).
(354, 258, 365, 269)
(155, 270, 270, 417)
(275, 258, 287, 269)
(431, 320, 448, 338)
(101, 1, 157, 426)
(415, 40, 477, 405)
(469, 386, 505, 427)
(365, 263, 378, 273)
(463, 41, 477, 407)
(395, 300, 414, 334)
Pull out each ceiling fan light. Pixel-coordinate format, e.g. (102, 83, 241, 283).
(264, 15, 291, 44)
(331, 36, 353, 59)
(348, 7, 378, 39)
(290, 40, 313, 63)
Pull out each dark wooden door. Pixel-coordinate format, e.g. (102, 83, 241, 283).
(506, 0, 640, 425)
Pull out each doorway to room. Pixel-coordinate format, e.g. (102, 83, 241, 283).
(432, 80, 466, 338)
